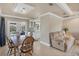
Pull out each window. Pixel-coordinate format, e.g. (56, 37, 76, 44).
(8, 21, 26, 36)
(10, 23, 17, 36)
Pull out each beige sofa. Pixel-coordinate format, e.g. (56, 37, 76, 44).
(49, 31, 75, 52)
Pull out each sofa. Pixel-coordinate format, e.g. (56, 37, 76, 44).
(49, 31, 75, 52)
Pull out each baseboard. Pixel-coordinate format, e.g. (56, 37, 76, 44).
(40, 41, 50, 46)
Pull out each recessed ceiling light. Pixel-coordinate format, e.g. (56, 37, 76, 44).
(14, 4, 34, 14)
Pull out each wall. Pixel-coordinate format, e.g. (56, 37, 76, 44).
(63, 18, 79, 40)
(40, 14, 63, 45)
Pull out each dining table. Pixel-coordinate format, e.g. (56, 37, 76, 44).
(10, 35, 26, 55)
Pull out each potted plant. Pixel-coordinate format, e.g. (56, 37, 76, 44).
(63, 28, 69, 33)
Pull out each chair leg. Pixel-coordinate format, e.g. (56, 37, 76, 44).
(10, 48, 12, 55)
(31, 47, 33, 53)
(28, 51, 32, 56)
(7, 49, 10, 56)
(7, 48, 12, 56)
(29, 53, 32, 56)
(32, 47, 33, 53)
(19, 50, 33, 56)
(14, 47, 16, 56)
(19, 52, 21, 56)
(7, 47, 17, 56)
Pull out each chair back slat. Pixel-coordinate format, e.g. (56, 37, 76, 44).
(22, 36, 34, 46)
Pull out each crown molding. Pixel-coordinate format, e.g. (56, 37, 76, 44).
(38, 12, 63, 20)
(0, 13, 30, 20)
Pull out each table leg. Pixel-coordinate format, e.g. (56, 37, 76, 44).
(14, 47, 16, 56)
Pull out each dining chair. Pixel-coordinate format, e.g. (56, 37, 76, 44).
(20, 36, 34, 56)
(7, 37, 17, 56)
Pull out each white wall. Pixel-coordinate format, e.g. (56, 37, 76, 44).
(63, 18, 79, 40)
(40, 15, 63, 44)
(63, 18, 79, 32)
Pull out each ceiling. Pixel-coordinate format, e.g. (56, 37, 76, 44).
(67, 3, 79, 12)
(0, 3, 79, 19)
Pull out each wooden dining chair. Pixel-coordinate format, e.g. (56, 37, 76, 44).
(20, 36, 34, 56)
(7, 37, 17, 56)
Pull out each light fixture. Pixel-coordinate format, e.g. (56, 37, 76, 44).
(14, 4, 34, 14)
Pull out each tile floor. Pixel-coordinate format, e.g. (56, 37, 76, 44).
(0, 41, 79, 56)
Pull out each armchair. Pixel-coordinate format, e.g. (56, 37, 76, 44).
(49, 31, 75, 52)
(20, 36, 34, 56)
